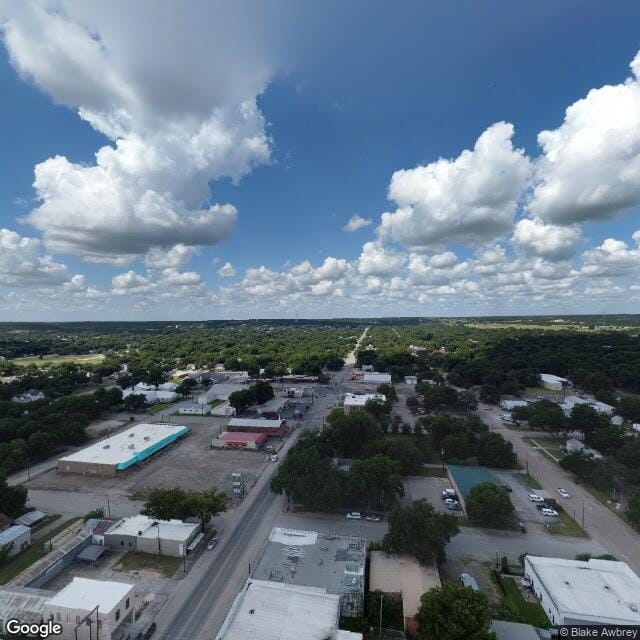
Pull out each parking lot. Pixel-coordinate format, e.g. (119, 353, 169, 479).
(491, 470, 560, 529)
(403, 475, 462, 515)
(29, 418, 270, 500)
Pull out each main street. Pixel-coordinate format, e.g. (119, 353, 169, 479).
(478, 405, 640, 573)
(154, 327, 367, 640)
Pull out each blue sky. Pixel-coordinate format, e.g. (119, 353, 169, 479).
(1, 1, 640, 319)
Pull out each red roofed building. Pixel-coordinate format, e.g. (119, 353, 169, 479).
(212, 431, 268, 449)
(227, 418, 288, 438)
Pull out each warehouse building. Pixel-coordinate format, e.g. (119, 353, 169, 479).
(524, 556, 640, 626)
(539, 373, 570, 391)
(252, 528, 366, 618)
(228, 418, 288, 438)
(43, 577, 136, 640)
(363, 372, 391, 384)
(0, 524, 30, 558)
(103, 515, 200, 557)
(0, 587, 52, 634)
(343, 393, 386, 413)
(257, 397, 290, 417)
(57, 423, 189, 476)
(212, 431, 267, 450)
(178, 404, 209, 416)
(216, 579, 362, 640)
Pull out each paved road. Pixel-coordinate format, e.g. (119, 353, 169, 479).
(478, 405, 640, 572)
(153, 368, 348, 640)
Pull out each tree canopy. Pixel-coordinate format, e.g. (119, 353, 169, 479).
(466, 482, 514, 528)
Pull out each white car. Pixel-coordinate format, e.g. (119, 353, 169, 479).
(528, 494, 544, 502)
(541, 508, 559, 517)
(270, 455, 278, 463)
(346, 512, 362, 520)
(557, 488, 571, 499)
(365, 515, 381, 522)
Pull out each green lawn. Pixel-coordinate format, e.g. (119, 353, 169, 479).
(13, 353, 105, 367)
(148, 402, 175, 414)
(114, 551, 182, 578)
(0, 517, 81, 584)
(208, 398, 225, 407)
(524, 437, 565, 462)
(499, 576, 550, 628)
(31, 514, 61, 535)
(547, 510, 588, 538)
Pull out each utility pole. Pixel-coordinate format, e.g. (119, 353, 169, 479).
(582, 501, 585, 529)
(378, 592, 383, 640)
(106, 495, 111, 518)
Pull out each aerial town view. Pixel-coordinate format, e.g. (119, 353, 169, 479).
(1, 2, 640, 640)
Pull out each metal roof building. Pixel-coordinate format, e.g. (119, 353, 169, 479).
(0, 524, 30, 558)
(0, 586, 53, 633)
(228, 418, 288, 437)
(14, 510, 47, 528)
(57, 423, 189, 476)
(213, 431, 267, 449)
(216, 579, 362, 640)
(363, 372, 392, 384)
(252, 528, 366, 618)
(524, 556, 640, 626)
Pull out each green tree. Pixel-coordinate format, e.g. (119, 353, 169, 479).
(0, 470, 28, 517)
(416, 581, 495, 640)
(560, 451, 596, 484)
(618, 396, 640, 423)
(377, 383, 398, 403)
(123, 393, 147, 412)
(373, 437, 425, 475)
(349, 455, 404, 511)
(142, 487, 228, 525)
(383, 500, 459, 563)
(228, 388, 255, 413)
(323, 411, 384, 458)
(466, 482, 514, 528)
(458, 390, 478, 413)
(253, 380, 275, 405)
(479, 384, 500, 404)
(476, 432, 517, 468)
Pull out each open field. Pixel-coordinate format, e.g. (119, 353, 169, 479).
(465, 322, 591, 331)
(524, 437, 565, 462)
(12, 353, 105, 367)
(114, 551, 182, 578)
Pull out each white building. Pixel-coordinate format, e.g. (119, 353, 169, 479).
(211, 401, 236, 416)
(500, 399, 529, 411)
(524, 556, 640, 626)
(404, 376, 418, 385)
(363, 372, 391, 384)
(103, 515, 200, 557)
(122, 384, 178, 404)
(43, 577, 137, 640)
(158, 382, 178, 392)
(216, 579, 362, 640)
(178, 404, 209, 416)
(539, 373, 569, 391)
(560, 395, 615, 417)
(11, 389, 45, 403)
(343, 393, 386, 413)
(565, 438, 603, 460)
(197, 382, 247, 405)
(0, 525, 30, 558)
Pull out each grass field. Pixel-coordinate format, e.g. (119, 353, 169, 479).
(524, 437, 565, 462)
(466, 322, 590, 332)
(0, 517, 81, 584)
(547, 510, 588, 538)
(498, 575, 550, 627)
(417, 465, 447, 477)
(148, 402, 175, 414)
(517, 473, 542, 490)
(114, 551, 181, 578)
(13, 353, 105, 367)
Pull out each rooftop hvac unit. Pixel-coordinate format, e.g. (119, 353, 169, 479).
(143, 436, 150, 441)
(128, 444, 135, 449)
(129, 433, 135, 437)
(102, 444, 110, 449)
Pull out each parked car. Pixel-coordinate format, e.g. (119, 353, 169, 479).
(270, 455, 278, 462)
(365, 515, 381, 522)
(460, 573, 479, 592)
(557, 488, 571, 499)
(528, 494, 544, 502)
(518, 521, 527, 533)
(483, 405, 491, 410)
(346, 512, 362, 520)
(207, 536, 219, 550)
(144, 623, 157, 640)
(500, 483, 512, 492)
(535, 503, 549, 511)
(446, 502, 461, 511)
(441, 488, 457, 500)
(541, 507, 559, 517)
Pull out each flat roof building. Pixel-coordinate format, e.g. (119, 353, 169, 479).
(43, 577, 136, 640)
(363, 372, 391, 384)
(252, 528, 366, 618)
(228, 418, 288, 437)
(539, 373, 569, 391)
(216, 579, 362, 640)
(369, 551, 440, 636)
(257, 397, 290, 416)
(103, 515, 200, 557)
(524, 556, 640, 626)
(14, 510, 47, 528)
(447, 465, 500, 514)
(212, 431, 267, 449)
(57, 423, 189, 476)
(343, 393, 386, 413)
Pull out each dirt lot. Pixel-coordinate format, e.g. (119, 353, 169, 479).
(29, 418, 269, 499)
(440, 558, 502, 606)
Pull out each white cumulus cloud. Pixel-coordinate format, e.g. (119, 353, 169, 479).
(379, 122, 531, 248)
(217, 262, 237, 278)
(528, 51, 640, 224)
(343, 215, 372, 232)
(512, 218, 582, 260)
